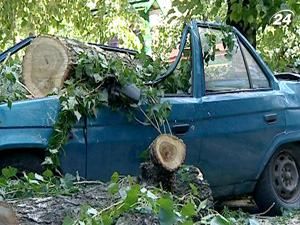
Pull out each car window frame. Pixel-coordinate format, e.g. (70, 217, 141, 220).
(238, 39, 271, 90)
(162, 30, 194, 98)
(198, 26, 273, 96)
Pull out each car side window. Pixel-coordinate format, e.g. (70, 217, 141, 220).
(159, 34, 192, 96)
(199, 28, 250, 93)
(240, 44, 270, 89)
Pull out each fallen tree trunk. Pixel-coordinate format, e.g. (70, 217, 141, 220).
(2, 185, 110, 225)
(22, 36, 130, 97)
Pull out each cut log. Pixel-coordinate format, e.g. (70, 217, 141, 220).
(0, 202, 18, 225)
(150, 134, 186, 171)
(22, 36, 115, 97)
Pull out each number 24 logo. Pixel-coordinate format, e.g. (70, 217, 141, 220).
(270, 10, 295, 26)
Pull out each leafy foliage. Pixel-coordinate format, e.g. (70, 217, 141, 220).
(170, 0, 299, 32)
(257, 19, 300, 72)
(0, 58, 29, 108)
(168, 0, 300, 71)
(63, 172, 214, 225)
(0, 0, 144, 50)
(0, 167, 79, 199)
(42, 49, 174, 168)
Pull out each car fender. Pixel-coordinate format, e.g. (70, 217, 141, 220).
(0, 128, 51, 152)
(256, 130, 300, 180)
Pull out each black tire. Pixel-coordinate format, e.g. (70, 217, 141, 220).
(0, 150, 44, 175)
(254, 145, 300, 215)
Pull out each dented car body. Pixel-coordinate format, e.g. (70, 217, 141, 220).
(1, 21, 300, 211)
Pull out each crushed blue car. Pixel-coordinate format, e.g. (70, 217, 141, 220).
(1, 21, 300, 214)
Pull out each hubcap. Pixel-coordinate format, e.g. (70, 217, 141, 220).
(272, 152, 300, 201)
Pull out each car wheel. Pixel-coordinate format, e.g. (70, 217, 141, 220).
(0, 151, 44, 175)
(254, 146, 300, 215)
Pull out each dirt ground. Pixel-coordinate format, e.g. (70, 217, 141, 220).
(222, 199, 300, 225)
(5, 179, 300, 225)
(3, 165, 212, 225)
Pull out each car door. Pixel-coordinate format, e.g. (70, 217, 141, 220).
(195, 26, 286, 196)
(85, 29, 199, 181)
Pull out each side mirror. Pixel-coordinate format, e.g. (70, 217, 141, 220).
(119, 83, 141, 103)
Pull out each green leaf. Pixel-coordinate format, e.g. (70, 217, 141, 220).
(87, 207, 98, 216)
(2, 167, 17, 179)
(108, 182, 119, 195)
(49, 149, 59, 154)
(42, 169, 54, 178)
(210, 215, 231, 225)
(92, 73, 103, 83)
(102, 213, 113, 225)
(111, 172, 119, 183)
(4, 72, 16, 83)
(249, 218, 260, 225)
(189, 183, 199, 196)
(29, 179, 40, 185)
(124, 184, 140, 207)
(158, 197, 176, 225)
(158, 196, 174, 209)
(181, 202, 197, 217)
(62, 216, 75, 225)
(34, 173, 44, 182)
(42, 157, 53, 165)
(159, 208, 176, 225)
(99, 90, 108, 103)
(74, 111, 82, 121)
(60, 173, 75, 189)
(146, 190, 158, 200)
(182, 220, 193, 225)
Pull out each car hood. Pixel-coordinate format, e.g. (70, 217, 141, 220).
(0, 96, 60, 128)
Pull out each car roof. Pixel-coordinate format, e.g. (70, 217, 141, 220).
(0, 36, 138, 63)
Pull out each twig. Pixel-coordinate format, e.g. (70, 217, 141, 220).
(97, 200, 123, 215)
(134, 116, 151, 126)
(152, 113, 161, 133)
(1, 52, 11, 68)
(163, 122, 166, 133)
(149, 96, 158, 105)
(139, 106, 161, 134)
(165, 118, 172, 135)
(74, 180, 104, 185)
(149, 96, 172, 135)
(254, 202, 275, 216)
(55, 168, 63, 177)
(17, 81, 35, 98)
(87, 82, 104, 95)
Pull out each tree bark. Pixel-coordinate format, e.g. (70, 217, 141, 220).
(150, 134, 186, 172)
(0, 202, 18, 225)
(140, 135, 213, 210)
(22, 36, 111, 97)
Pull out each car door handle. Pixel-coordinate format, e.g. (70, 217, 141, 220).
(264, 113, 277, 123)
(172, 124, 190, 135)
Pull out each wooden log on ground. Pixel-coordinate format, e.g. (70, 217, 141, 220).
(139, 134, 185, 190)
(150, 134, 186, 172)
(140, 135, 213, 210)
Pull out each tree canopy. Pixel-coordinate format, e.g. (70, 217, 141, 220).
(0, 0, 299, 73)
(0, 0, 144, 50)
